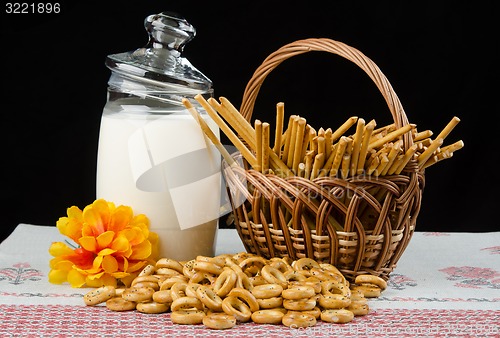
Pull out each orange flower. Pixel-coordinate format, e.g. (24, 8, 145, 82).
(49, 199, 159, 288)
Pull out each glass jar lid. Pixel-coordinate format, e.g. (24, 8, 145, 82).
(105, 11, 212, 93)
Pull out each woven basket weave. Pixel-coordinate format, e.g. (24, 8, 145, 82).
(223, 38, 424, 281)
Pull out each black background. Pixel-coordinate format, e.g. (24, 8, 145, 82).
(2, 0, 497, 242)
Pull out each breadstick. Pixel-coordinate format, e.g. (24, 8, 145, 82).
(321, 145, 336, 174)
(386, 155, 403, 175)
(298, 162, 306, 178)
(282, 115, 297, 163)
(340, 154, 351, 179)
(262, 122, 270, 172)
(255, 120, 263, 172)
(325, 128, 333, 160)
(394, 144, 418, 174)
(368, 124, 415, 151)
(268, 144, 292, 176)
(317, 136, 326, 156)
(300, 124, 312, 162)
(340, 138, 353, 178)
(193, 95, 257, 167)
(417, 137, 444, 169)
(413, 130, 433, 142)
(286, 116, 299, 168)
(273, 103, 285, 155)
(350, 118, 365, 176)
(372, 123, 394, 136)
(307, 127, 317, 151)
(439, 140, 464, 155)
(331, 116, 358, 142)
(366, 155, 380, 176)
(374, 153, 389, 176)
(304, 151, 314, 180)
(357, 119, 375, 175)
(311, 153, 325, 180)
(434, 116, 460, 142)
(369, 132, 383, 145)
(182, 98, 236, 167)
(421, 151, 453, 169)
(280, 129, 289, 157)
(415, 138, 432, 149)
(380, 141, 401, 176)
(213, 97, 256, 150)
(330, 136, 349, 176)
(311, 136, 319, 154)
(292, 118, 307, 172)
(217, 97, 290, 176)
(364, 150, 377, 167)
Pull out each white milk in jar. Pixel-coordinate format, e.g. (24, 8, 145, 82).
(97, 101, 220, 260)
(96, 12, 220, 260)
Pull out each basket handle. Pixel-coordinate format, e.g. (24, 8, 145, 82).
(240, 38, 413, 150)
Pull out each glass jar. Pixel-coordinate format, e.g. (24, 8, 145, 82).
(96, 12, 220, 261)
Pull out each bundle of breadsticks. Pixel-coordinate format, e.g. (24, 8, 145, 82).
(182, 95, 463, 179)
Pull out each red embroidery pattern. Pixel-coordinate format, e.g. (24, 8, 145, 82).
(481, 246, 500, 255)
(372, 296, 500, 303)
(386, 273, 417, 290)
(0, 291, 84, 298)
(422, 232, 451, 236)
(439, 266, 500, 289)
(0, 263, 43, 285)
(0, 305, 498, 337)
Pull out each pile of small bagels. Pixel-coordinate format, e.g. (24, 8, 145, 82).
(84, 252, 386, 330)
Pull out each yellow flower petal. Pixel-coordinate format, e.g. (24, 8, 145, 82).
(98, 248, 117, 256)
(99, 273, 118, 287)
(127, 260, 147, 273)
(79, 236, 97, 252)
(74, 264, 101, 275)
(131, 213, 150, 227)
(129, 240, 152, 260)
(81, 223, 94, 238)
(106, 200, 117, 212)
(92, 199, 111, 226)
(102, 255, 118, 273)
(119, 273, 137, 288)
(48, 269, 68, 284)
(117, 256, 129, 272)
(93, 254, 102, 267)
(49, 257, 61, 269)
(56, 209, 83, 242)
(131, 222, 150, 239)
(86, 271, 105, 280)
(85, 277, 104, 288)
(48, 242, 74, 257)
(121, 228, 146, 246)
(67, 269, 86, 288)
(111, 271, 129, 279)
(96, 231, 115, 249)
(67, 205, 83, 220)
(111, 235, 130, 253)
(82, 208, 105, 236)
(53, 260, 74, 271)
(148, 232, 160, 261)
(119, 228, 135, 241)
(108, 205, 133, 233)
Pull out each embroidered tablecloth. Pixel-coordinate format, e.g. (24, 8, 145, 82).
(1, 224, 499, 337)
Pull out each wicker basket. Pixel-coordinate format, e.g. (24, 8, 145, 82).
(223, 38, 424, 281)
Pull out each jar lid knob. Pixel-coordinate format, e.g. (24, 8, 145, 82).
(144, 11, 195, 53)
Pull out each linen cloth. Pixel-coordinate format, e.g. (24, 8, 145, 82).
(1, 224, 499, 337)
